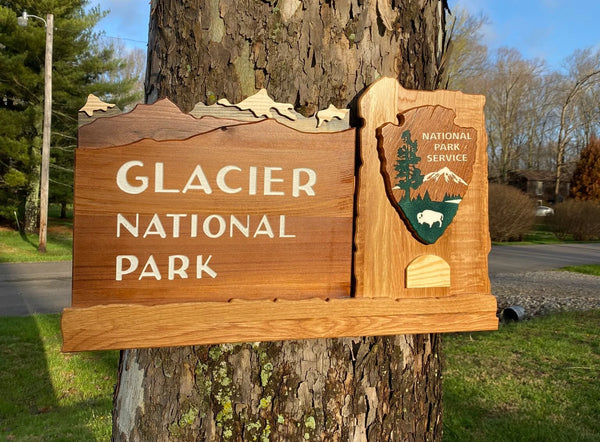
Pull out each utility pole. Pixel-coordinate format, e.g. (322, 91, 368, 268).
(18, 12, 53, 252)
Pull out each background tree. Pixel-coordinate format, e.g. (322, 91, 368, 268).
(443, 7, 488, 92)
(99, 40, 145, 110)
(113, 0, 448, 440)
(484, 48, 546, 182)
(552, 49, 600, 200)
(444, 8, 600, 195)
(570, 136, 600, 201)
(0, 0, 141, 230)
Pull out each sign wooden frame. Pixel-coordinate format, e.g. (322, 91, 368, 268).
(62, 79, 497, 352)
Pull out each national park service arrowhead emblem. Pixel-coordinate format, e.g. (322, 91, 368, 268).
(377, 106, 477, 244)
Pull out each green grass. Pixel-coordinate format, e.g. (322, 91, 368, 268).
(493, 221, 564, 245)
(0, 228, 73, 262)
(493, 221, 600, 245)
(444, 310, 600, 441)
(560, 264, 600, 276)
(0, 213, 73, 262)
(519, 228, 565, 244)
(2, 312, 599, 440)
(0, 314, 118, 441)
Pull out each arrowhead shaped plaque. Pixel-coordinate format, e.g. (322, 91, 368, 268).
(377, 106, 477, 244)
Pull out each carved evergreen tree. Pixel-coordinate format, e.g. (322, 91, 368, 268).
(570, 136, 600, 201)
(395, 130, 423, 202)
(113, 1, 448, 440)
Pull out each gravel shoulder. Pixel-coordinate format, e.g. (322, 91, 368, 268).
(491, 270, 600, 318)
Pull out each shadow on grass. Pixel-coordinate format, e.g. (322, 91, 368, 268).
(444, 384, 600, 442)
(0, 314, 114, 440)
(18, 229, 37, 251)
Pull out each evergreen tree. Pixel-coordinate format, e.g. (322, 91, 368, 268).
(570, 136, 600, 201)
(0, 0, 142, 228)
(395, 129, 423, 202)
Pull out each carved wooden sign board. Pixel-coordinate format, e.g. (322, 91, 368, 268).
(62, 78, 497, 352)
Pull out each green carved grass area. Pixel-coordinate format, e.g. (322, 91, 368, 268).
(398, 197, 459, 244)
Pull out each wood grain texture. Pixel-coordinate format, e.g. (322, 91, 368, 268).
(217, 88, 296, 120)
(189, 103, 351, 133)
(406, 255, 450, 288)
(78, 101, 122, 127)
(65, 81, 500, 352)
(78, 98, 246, 148)
(72, 117, 354, 306)
(79, 94, 116, 116)
(315, 104, 349, 127)
(355, 78, 494, 303)
(62, 294, 498, 351)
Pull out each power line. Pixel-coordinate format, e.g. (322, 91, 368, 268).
(102, 35, 146, 45)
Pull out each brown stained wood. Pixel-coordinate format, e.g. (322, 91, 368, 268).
(405, 255, 450, 288)
(62, 294, 498, 351)
(355, 78, 494, 307)
(78, 98, 246, 148)
(72, 118, 355, 307)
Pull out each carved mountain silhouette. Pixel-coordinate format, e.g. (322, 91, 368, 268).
(423, 167, 467, 185)
(413, 167, 468, 201)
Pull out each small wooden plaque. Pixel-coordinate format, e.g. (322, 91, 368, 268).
(354, 78, 495, 307)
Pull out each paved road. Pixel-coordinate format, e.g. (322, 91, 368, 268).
(1, 243, 599, 316)
(488, 243, 600, 274)
(0, 261, 71, 316)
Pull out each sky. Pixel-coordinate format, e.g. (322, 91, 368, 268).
(93, 1, 150, 50)
(452, 0, 600, 70)
(94, 0, 600, 72)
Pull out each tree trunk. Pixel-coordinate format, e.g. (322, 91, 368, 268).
(113, 1, 447, 440)
(24, 162, 40, 233)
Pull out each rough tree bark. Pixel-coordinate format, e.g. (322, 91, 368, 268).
(113, 1, 448, 440)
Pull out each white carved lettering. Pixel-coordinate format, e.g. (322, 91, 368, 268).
(117, 213, 139, 237)
(196, 255, 217, 278)
(168, 255, 189, 280)
(203, 214, 226, 238)
(116, 255, 138, 280)
(216, 165, 242, 194)
(139, 255, 161, 280)
(264, 167, 285, 196)
(182, 165, 212, 194)
(154, 162, 179, 193)
(292, 168, 316, 197)
(116, 161, 148, 194)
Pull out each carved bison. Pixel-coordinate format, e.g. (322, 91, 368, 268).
(417, 210, 443, 228)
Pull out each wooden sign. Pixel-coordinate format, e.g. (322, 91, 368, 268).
(62, 81, 497, 352)
(72, 119, 354, 306)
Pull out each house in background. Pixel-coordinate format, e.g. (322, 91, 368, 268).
(506, 169, 573, 204)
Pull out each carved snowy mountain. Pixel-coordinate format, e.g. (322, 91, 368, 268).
(423, 167, 467, 185)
